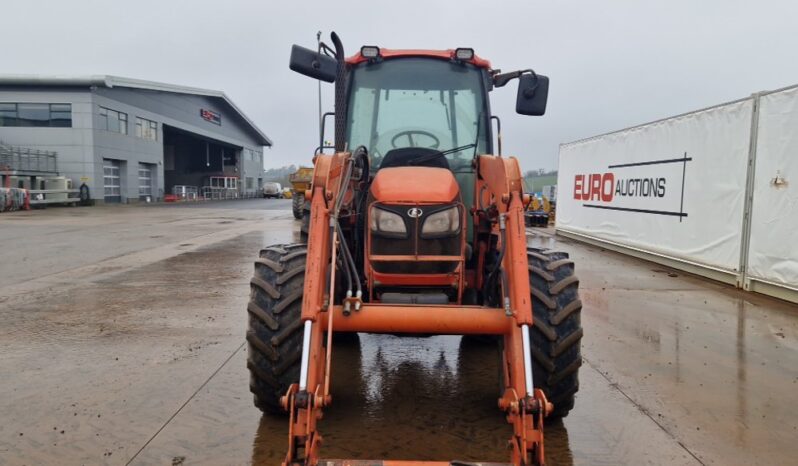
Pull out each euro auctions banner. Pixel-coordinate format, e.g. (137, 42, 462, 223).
(556, 99, 754, 272)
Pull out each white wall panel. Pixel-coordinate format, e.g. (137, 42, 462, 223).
(746, 87, 798, 289)
(556, 100, 753, 272)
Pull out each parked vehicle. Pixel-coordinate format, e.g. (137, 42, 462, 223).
(261, 182, 282, 198)
(288, 166, 313, 219)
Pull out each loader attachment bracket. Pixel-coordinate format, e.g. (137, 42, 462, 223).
(498, 387, 550, 465)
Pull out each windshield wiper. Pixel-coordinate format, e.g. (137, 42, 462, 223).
(409, 143, 476, 165)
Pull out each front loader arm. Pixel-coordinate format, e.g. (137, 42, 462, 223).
(284, 151, 352, 466)
(477, 155, 551, 465)
(476, 155, 532, 326)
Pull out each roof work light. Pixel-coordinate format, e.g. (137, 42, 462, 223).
(360, 46, 380, 59)
(454, 48, 474, 60)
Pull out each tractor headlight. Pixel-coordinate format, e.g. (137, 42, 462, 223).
(370, 207, 407, 237)
(421, 206, 460, 238)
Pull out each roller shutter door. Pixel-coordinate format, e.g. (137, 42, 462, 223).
(103, 159, 121, 203)
(138, 163, 153, 200)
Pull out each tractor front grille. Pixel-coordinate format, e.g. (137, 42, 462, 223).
(370, 203, 461, 274)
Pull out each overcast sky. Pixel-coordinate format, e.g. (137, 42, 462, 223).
(4, 0, 798, 171)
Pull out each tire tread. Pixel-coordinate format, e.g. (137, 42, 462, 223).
(246, 243, 307, 414)
(528, 247, 583, 418)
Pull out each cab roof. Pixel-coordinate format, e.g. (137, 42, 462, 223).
(346, 48, 492, 69)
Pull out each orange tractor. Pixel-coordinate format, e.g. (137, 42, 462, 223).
(246, 33, 582, 466)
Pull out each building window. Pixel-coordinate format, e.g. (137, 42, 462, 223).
(0, 103, 14, 126)
(135, 117, 157, 141)
(246, 149, 263, 165)
(99, 107, 127, 134)
(49, 104, 72, 127)
(0, 103, 72, 127)
(246, 177, 254, 189)
(18, 103, 49, 127)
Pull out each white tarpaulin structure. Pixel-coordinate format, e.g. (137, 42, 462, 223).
(556, 84, 798, 303)
(744, 86, 798, 298)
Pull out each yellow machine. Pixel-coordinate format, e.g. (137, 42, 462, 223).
(526, 194, 552, 227)
(528, 195, 551, 213)
(288, 166, 313, 219)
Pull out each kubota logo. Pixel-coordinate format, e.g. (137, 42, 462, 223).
(407, 207, 423, 218)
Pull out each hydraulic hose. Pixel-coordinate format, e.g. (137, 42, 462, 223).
(333, 160, 352, 217)
(336, 222, 353, 301)
(336, 221, 360, 316)
(332, 161, 354, 306)
(485, 214, 508, 306)
(331, 152, 367, 311)
(351, 146, 370, 270)
(337, 220, 361, 298)
(329, 146, 370, 313)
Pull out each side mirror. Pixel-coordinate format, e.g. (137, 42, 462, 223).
(516, 74, 549, 116)
(289, 45, 337, 83)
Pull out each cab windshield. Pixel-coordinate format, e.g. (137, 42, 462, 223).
(345, 57, 490, 172)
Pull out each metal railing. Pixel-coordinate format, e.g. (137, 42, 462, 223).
(166, 186, 261, 202)
(0, 141, 58, 174)
(172, 185, 199, 201)
(200, 186, 241, 200)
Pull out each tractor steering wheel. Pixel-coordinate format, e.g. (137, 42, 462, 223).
(390, 130, 440, 149)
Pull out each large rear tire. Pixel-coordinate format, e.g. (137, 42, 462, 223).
(527, 247, 583, 418)
(246, 243, 307, 414)
(291, 193, 304, 220)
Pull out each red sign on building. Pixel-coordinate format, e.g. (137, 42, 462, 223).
(200, 108, 221, 125)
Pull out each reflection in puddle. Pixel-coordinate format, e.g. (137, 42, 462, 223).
(360, 334, 460, 406)
(251, 334, 574, 464)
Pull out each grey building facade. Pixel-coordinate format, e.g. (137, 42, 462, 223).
(0, 76, 271, 203)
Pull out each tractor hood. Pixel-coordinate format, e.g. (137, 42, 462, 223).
(370, 167, 459, 204)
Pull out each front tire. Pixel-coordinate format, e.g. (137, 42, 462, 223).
(527, 247, 583, 418)
(246, 243, 307, 414)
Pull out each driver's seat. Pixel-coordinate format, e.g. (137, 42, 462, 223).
(379, 147, 450, 170)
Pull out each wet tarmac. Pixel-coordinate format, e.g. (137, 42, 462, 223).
(1, 199, 796, 465)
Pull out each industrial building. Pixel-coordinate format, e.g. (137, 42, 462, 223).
(0, 75, 271, 203)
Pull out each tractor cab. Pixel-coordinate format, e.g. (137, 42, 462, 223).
(290, 43, 549, 304)
(345, 51, 491, 301)
(345, 50, 492, 173)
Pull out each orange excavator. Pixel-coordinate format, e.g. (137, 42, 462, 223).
(246, 33, 583, 465)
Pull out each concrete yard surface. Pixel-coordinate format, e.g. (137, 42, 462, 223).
(0, 199, 796, 465)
